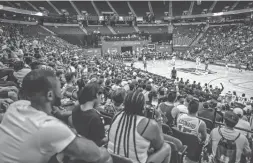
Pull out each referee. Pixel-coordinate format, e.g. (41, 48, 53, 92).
(171, 67, 177, 80)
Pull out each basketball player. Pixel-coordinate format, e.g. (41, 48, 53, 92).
(225, 58, 229, 71)
(204, 58, 209, 72)
(131, 59, 134, 68)
(238, 61, 242, 72)
(195, 56, 200, 72)
(171, 67, 177, 80)
(172, 55, 176, 67)
(143, 56, 147, 71)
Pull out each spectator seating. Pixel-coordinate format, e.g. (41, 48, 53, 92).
(73, 1, 97, 16)
(110, 1, 130, 16)
(138, 26, 167, 33)
(30, 1, 58, 15)
(94, 1, 112, 13)
(51, 1, 77, 15)
(151, 1, 169, 20)
(166, 141, 187, 163)
(113, 25, 136, 34)
(172, 127, 204, 162)
(46, 26, 84, 35)
(111, 153, 133, 163)
(129, 1, 148, 17)
(86, 25, 112, 35)
(172, 1, 191, 16)
(1, 20, 253, 163)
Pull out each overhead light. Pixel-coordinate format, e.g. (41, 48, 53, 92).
(35, 12, 43, 16)
(213, 12, 223, 16)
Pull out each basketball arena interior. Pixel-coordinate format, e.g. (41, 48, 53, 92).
(0, 1, 253, 163)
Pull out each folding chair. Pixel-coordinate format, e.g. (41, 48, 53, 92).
(111, 153, 133, 163)
(171, 127, 203, 163)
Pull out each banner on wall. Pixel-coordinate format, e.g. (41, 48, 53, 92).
(102, 41, 149, 55)
(85, 48, 101, 55)
(156, 45, 172, 53)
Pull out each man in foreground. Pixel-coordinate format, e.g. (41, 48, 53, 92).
(208, 111, 251, 163)
(0, 69, 112, 163)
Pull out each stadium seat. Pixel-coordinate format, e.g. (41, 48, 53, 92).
(216, 111, 224, 123)
(100, 110, 114, 118)
(166, 141, 187, 163)
(171, 127, 203, 162)
(111, 153, 133, 163)
(68, 115, 74, 128)
(162, 123, 173, 135)
(99, 112, 113, 126)
(197, 116, 213, 134)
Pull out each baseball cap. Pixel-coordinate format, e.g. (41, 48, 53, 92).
(224, 111, 239, 124)
(233, 108, 243, 117)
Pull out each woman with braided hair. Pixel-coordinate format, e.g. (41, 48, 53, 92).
(108, 90, 171, 163)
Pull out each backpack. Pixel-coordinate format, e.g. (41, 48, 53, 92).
(214, 127, 240, 163)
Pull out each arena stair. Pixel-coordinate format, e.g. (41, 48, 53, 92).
(208, 1, 217, 13)
(133, 26, 140, 33)
(148, 1, 154, 14)
(190, 24, 209, 46)
(5, 1, 15, 8)
(91, 1, 100, 16)
(107, 1, 118, 15)
(127, 1, 136, 16)
(79, 26, 88, 35)
(39, 25, 55, 35)
(69, 0, 81, 15)
(188, 1, 194, 15)
(107, 25, 117, 34)
(169, 1, 173, 16)
(230, 1, 239, 11)
(47, 1, 61, 15)
(25, 1, 39, 12)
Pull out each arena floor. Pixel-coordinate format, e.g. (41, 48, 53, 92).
(125, 60, 253, 98)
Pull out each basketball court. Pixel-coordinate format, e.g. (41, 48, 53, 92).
(125, 60, 253, 98)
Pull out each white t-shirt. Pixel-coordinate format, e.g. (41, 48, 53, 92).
(111, 84, 121, 91)
(0, 100, 76, 163)
(171, 104, 188, 119)
(235, 119, 251, 137)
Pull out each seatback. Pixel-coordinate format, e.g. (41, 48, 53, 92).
(99, 113, 113, 126)
(162, 124, 173, 135)
(111, 153, 133, 163)
(216, 111, 224, 123)
(197, 116, 213, 134)
(166, 141, 178, 163)
(172, 127, 203, 162)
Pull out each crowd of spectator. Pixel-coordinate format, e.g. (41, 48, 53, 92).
(102, 33, 151, 42)
(186, 23, 253, 68)
(0, 22, 253, 163)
